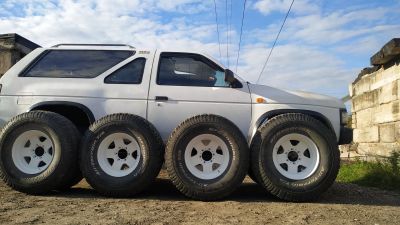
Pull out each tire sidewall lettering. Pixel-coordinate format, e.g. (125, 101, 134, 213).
(174, 125, 238, 189)
(262, 124, 332, 190)
(88, 127, 146, 179)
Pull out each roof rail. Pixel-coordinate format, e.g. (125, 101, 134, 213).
(52, 43, 135, 49)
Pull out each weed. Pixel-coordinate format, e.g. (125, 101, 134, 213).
(337, 151, 400, 192)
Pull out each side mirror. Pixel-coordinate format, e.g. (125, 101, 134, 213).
(224, 69, 235, 83)
(224, 69, 242, 88)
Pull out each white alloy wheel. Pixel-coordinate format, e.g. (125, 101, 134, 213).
(11, 130, 54, 174)
(184, 134, 230, 180)
(97, 133, 141, 177)
(272, 133, 320, 180)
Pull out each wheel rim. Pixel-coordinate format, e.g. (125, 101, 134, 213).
(272, 133, 320, 180)
(97, 133, 141, 177)
(184, 134, 230, 180)
(11, 130, 54, 175)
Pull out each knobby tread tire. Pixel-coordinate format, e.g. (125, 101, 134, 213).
(165, 114, 249, 201)
(55, 125, 82, 191)
(80, 113, 164, 197)
(250, 113, 340, 202)
(0, 111, 80, 194)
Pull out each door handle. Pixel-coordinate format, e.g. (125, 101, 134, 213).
(155, 96, 169, 101)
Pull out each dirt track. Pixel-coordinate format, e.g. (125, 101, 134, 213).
(0, 171, 399, 225)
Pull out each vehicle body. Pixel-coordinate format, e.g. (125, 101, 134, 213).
(0, 45, 350, 144)
(0, 44, 352, 201)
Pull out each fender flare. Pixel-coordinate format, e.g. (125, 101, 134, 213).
(29, 101, 95, 124)
(249, 109, 336, 145)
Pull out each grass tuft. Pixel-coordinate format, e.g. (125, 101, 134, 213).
(337, 151, 400, 192)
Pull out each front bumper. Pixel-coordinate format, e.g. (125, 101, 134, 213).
(339, 126, 353, 145)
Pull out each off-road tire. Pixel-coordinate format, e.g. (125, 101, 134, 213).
(248, 168, 260, 184)
(55, 124, 83, 191)
(165, 114, 249, 201)
(250, 113, 340, 202)
(80, 113, 164, 197)
(0, 111, 80, 194)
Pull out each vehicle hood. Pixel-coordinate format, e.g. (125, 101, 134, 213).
(248, 83, 345, 108)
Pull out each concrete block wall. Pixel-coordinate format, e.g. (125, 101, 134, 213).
(350, 57, 400, 157)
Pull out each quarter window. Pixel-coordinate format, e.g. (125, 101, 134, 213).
(157, 53, 228, 87)
(104, 58, 146, 84)
(21, 50, 134, 78)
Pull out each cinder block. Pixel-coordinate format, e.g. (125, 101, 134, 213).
(351, 113, 357, 129)
(352, 90, 378, 112)
(374, 100, 400, 124)
(397, 80, 400, 99)
(356, 143, 399, 157)
(379, 123, 396, 143)
(378, 81, 398, 104)
(394, 122, 400, 141)
(353, 126, 379, 143)
(353, 75, 372, 96)
(355, 108, 373, 128)
(371, 66, 399, 90)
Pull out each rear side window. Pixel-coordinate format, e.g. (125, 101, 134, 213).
(104, 58, 146, 84)
(21, 50, 134, 78)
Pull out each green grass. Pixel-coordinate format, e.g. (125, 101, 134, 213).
(337, 152, 400, 192)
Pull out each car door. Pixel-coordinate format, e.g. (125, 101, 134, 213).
(98, 54, 150, 119)
(147, 51, 252, 142)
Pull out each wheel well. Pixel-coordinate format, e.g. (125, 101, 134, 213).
(30, 102, 95, 133)
(251, 109, 335, 144)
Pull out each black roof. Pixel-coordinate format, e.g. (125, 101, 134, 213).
(0, 33, 41, 50)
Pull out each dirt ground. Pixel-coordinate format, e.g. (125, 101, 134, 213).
(0, 171, 399, 225)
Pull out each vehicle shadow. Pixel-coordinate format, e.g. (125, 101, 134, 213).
(54, 177, 400, 207)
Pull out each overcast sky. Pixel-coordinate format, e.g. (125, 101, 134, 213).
(0, 0, 399, 98)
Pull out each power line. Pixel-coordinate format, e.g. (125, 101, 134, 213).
(256, 0, 294, 84)
(235, 0, 247, 73)
(213, 0, 222, 59)
(228, 0, 232, 68)
(225, 0, 229, 67)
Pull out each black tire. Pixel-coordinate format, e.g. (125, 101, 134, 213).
(251, 113, 340, 202)
(0, 111, 80, 194)
(80, 113, 164, 197)
(56, 171, 82, 190)
(247, 168, 260, 184)
(165, 115, 249, 201)
(55, 125, 83, 191)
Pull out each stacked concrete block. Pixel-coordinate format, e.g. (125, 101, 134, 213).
(350, 38, 400, 157)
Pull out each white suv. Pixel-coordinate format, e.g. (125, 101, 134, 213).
(0, 44, 352, 201)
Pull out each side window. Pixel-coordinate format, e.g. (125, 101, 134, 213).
(104, 58, 146, 84)
(157, 53, 229, 87)
(21, 50, 134, 78)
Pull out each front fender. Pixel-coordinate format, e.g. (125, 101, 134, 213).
(248, 104, 341, 145)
